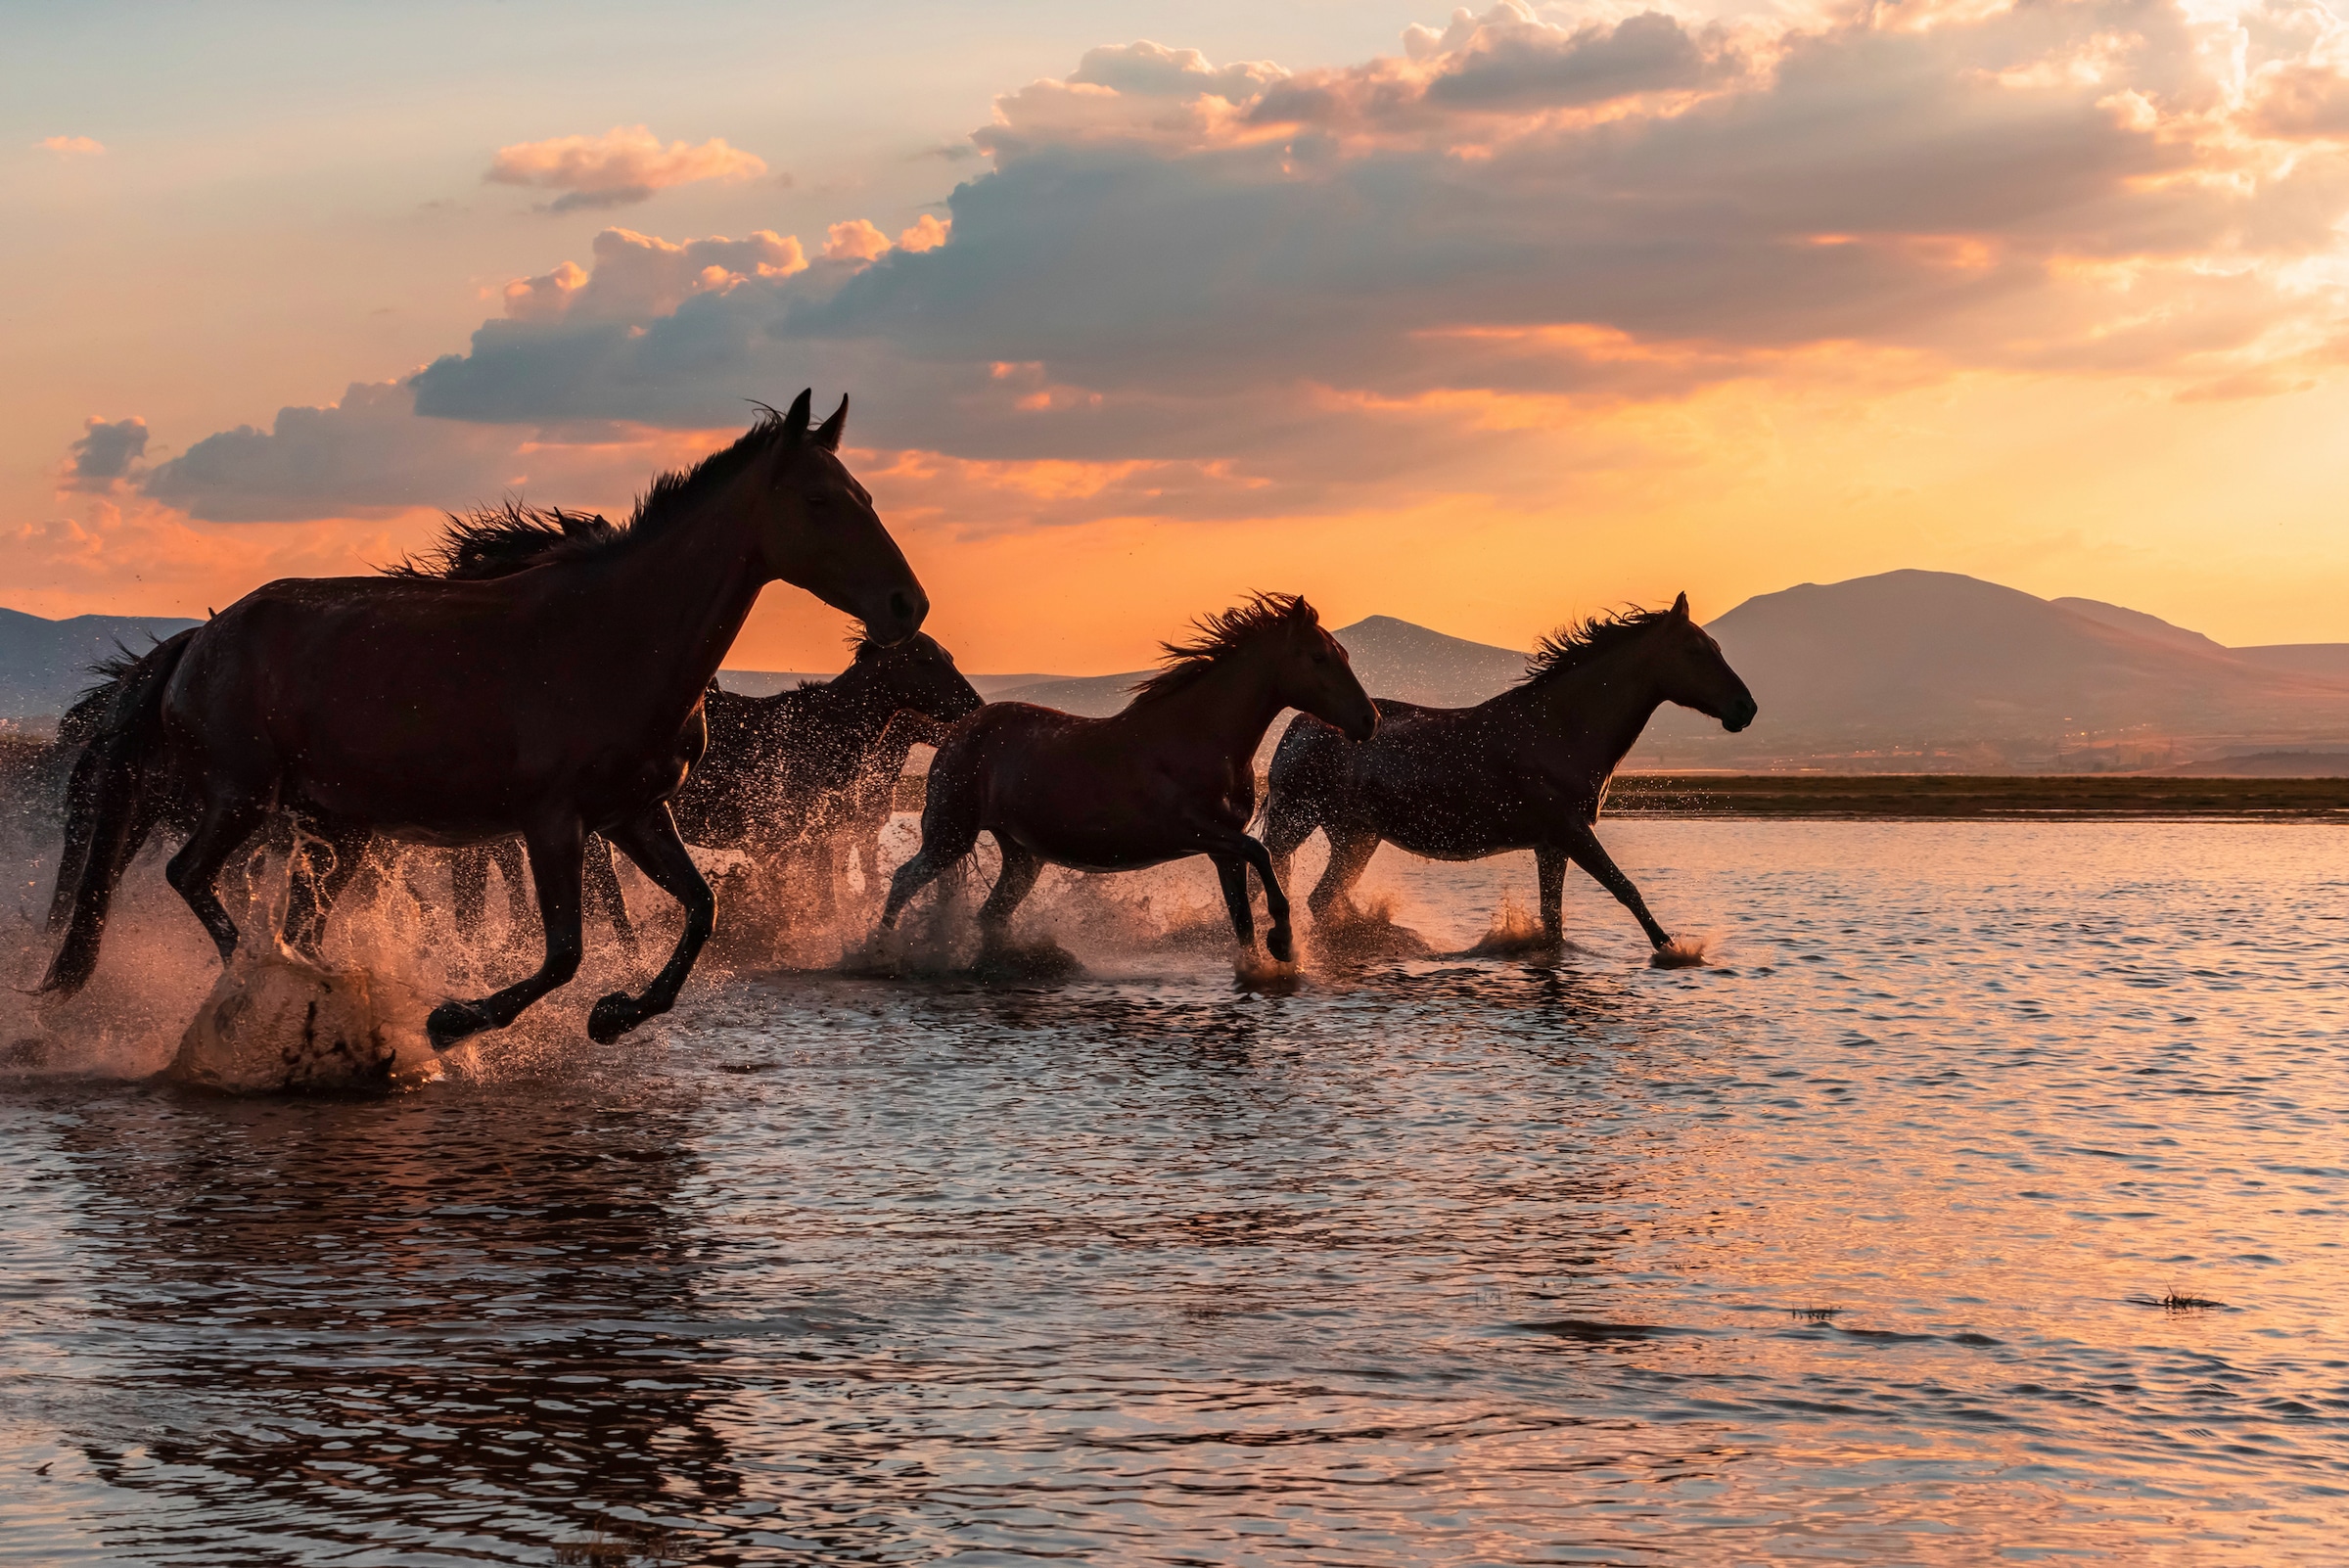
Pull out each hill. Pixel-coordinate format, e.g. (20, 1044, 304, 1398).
(0, 608, 203, 726)
(1638, 571, 2349, 770)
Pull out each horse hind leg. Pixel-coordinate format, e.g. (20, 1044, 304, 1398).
(975, 840, 1043, 944)
(427, 820, 585, 1050)
(589, 804, 714, 1044)
(1308, 826, 1380, 926)
(880, 796, 982, 932)
(164, 794, 273, 967)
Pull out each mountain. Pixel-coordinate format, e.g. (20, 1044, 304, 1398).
(2050, 597, 2232, 657)
(717, 669, 1053, 700)
(0, 608, 203, 724)
(976, 614, 1533, 717)
(1638, 570, 2349, 769)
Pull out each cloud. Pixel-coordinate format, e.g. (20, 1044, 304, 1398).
(484, 124, 767, 211)
(821, 218, 893, 262)
(38, 134, 105, 157)
(144, 1, 2349, 533)
(501, 227, 806, 322)
(138, 379, 729, 524)
(66, 417, 148, 487)
(898, 214, 951, 253)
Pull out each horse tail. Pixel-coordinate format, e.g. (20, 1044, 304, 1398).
(40, 628, 197, 995)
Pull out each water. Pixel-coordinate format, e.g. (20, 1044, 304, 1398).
(2, 821, 2345, 1564)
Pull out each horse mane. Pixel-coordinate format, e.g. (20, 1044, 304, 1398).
(1520, 606, 1674, 687)
(1128, 592, 1319, 706)
(386, 501, 619, 580)
(386, 406, 804, 581)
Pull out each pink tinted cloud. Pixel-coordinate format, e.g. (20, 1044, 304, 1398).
(38, 134, 105, 157)
(502, 228, 806, 322)
(485, 124, 767, 211)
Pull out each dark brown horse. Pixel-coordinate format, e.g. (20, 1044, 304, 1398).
(676, 633, 981, 903)
(1262, 594, 1755, 954)
(879, 594, 1376, 962)
(43, 392, 927, 1049)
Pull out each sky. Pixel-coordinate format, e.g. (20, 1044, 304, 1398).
(10, 0, 2349, 673)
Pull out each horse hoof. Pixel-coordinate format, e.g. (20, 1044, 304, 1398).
(1267, 927, 1294, 964)
(587, 992, 638, 1043)
(427, 999, 489, 1051)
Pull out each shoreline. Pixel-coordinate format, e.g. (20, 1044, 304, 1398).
(879, 772, 2349, 820)
(1603, 773, 2349, 820)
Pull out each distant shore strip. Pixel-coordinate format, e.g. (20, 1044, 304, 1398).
(887, 773, 2349, 821)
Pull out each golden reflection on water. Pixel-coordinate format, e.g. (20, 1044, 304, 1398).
(0, 820, 2344, 1563)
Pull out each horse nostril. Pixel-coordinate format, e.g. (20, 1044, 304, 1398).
(889, 589, 920, 625)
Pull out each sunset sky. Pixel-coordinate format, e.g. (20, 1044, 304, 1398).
(12, 0, 2349, 672)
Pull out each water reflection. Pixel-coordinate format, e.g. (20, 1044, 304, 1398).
(2, 824, 2344, 1564)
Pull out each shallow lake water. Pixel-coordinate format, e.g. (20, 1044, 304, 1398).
(2, 820, 2345, 1565)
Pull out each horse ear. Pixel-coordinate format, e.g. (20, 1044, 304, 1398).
(1672, 591, 1690, 620)
(814, 394, 849, 452)
(782, 389, 813, 442)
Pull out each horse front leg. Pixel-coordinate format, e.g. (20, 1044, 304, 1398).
(1536, 844, 1569, 944)
(426, 821, 584, 1050)
(1212, 855, 1256, 952)
(590, 804, 714, 1043)
(1558, 823, 1672, 949)
(1202, 831, 1293, 961)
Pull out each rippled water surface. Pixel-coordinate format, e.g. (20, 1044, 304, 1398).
(3, 821, 2347, 1565)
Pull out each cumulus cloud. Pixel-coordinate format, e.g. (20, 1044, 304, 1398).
(38, 134, 105, 157)
(821, 219, 893, 262)
(898, 213, 951, 253)
(485, 125, 767, 211)
(147, 0, 2349, 529)
(501, 228, 807, 322)
(66, 416, 148, 487)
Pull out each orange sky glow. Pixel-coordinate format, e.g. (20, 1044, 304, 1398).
(12, 0, 2349, 671)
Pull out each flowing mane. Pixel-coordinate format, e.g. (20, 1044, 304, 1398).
(1520, 606, 1673, 687)
(388, 405, 805, 581)
(1128, 592, 1320, 706)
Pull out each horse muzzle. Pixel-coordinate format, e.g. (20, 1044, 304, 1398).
(1721, 697, 1758, 733)
(865, 585, 930, 647)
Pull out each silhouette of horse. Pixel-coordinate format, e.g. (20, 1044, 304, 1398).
(1262, 594, 1756, 954)
(674, 633, 982, 915)
(42, 510, 644, 954)
(43, 392, 928, 1049)
(880, 594, 1376, 962)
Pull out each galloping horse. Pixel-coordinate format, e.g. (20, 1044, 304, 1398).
(43, 392, 927, 1048)
(675, 633, 982, 908)
(1262, 594, 1756, 954)
(880, 594, 1377, 962)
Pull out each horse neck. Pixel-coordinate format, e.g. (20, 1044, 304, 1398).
(1507, 638, 1669, 771)
(1128, 646, 1289, 761)
(587, 505, 768, 722)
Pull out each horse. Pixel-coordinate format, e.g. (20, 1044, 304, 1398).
(674, 633, 982, 914)
(879, 593, 1377, 963)
(458, 633, 979, 946)
(42, 391, 928, 1050)
(41, 513, 646, 957)
(1261, 593, 1756, 956)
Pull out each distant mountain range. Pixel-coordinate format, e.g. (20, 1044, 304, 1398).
(0, 608, 200, 724)
(12, 573, 2349, 771)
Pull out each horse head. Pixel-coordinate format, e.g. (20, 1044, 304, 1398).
(1652, 592, 1758, 732)
(739, 391, 929, 645)
(1274, 598, 1379, 743)
(849, 631, 985, 725)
